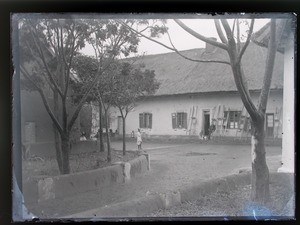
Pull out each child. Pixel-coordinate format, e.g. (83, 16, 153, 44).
(136, 128, 142, 151)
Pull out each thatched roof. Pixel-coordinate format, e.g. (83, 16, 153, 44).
(132, 42, 283, 96)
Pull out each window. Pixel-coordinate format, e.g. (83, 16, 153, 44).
(224, 111, 241, 129)
(139, 113, 152, 128)
(172, 112, 187, 129)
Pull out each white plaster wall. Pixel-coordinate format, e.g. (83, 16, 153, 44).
(109, 91, 283, 137)
(278, 31, 295, 173)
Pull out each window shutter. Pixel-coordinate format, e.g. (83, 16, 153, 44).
(149, 113, 152, 129)
(139, 113, 143, 128)
(183, 112, 188, 129)
(172, 113, 176, 129)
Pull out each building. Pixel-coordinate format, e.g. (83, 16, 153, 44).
(104, 42, 284, 140)
(20, 32, 285, 150)
(251, 18, 295, 173)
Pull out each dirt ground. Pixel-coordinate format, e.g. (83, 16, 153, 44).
(24, 141, 284, 219)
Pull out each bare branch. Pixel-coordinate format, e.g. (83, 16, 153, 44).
(258, 19, 285, 114)
(63, 30, 77, 98)
(232, 19, 236, 35)
(220, 19, 234, 42)
(118, 106, 124, 118)
(214, 19, 228, 44)
(174, 19, 228, 51)
(164, 23, 230, 65)
(24, 41, 59, 94)
(59, 23, 68, 67)
(231, 63, 259, 120)
(122, 20, 175, 52)
(29, 26, 64, 97)
(236, 19, 241, 52)
(21, 65, 63, 134)
(119, 20, 230, 65)
(139, 25, 151, 33)
(237, 19, 255, 63)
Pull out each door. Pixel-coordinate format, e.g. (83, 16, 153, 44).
(118, 116, 123, 135)
(203, 111, 210, 136)
(266, 113, 274, 138)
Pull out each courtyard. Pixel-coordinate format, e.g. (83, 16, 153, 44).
(25, 140, 282, 218)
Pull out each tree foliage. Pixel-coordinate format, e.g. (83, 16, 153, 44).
(72, 54, 160, 155)
(111, 62, 160, 114)
(18, 16, 143, 173)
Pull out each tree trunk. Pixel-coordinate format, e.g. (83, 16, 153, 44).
(250, 120, 270, 202)
(54, 126, 63, 173)
(104, 109, 111, 162)
(122, 116, 126, 155)
(53, 91, 63, 174)
(61, 134, 71, 174)
(98, 102, 105, 152)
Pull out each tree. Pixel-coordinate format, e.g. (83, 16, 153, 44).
(71, 55, 106, 152)
(19, 17, 92, 174)
(72, 56, 159, 158)
(119, 17, 287, 202)
(18, 17, 140, 173)
(111, 62, 160, 155)
(70, 20, 140, 162)
(72, 56, 119, 162)
(74, 19, 143, 161)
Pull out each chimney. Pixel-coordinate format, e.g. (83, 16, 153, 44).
(205, 37, 218, 53)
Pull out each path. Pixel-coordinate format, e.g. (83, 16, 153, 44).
(25, 142, 282, 218)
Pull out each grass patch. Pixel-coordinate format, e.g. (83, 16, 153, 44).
(148, 178, 294, 218)
(22, 150, 139, 179)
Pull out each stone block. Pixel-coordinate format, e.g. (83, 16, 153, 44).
(37, 177, 55, 202)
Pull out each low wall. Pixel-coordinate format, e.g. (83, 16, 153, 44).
(129, 155, 149, 179)
(65, 172, 294, 218)
(23, 154, 150, 203)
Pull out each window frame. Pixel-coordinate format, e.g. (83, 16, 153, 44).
(224, 110, 241, 129)
(172, 112, 188, 129)
(139, 112, 152, 129)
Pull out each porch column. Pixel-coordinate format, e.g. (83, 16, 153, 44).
(278, 31, 295, 173)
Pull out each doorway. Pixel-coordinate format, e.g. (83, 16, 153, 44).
(203, 110, 210, 136)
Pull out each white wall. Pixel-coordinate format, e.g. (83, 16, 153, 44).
(278, 31, 295, 173)
(108, 91, 283, 137)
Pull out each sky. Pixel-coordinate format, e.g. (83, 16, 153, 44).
(82, 18, 270, 57)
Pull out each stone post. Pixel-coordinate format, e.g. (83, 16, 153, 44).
(113, 161, 131, 183)
(37, 177, 55, 202)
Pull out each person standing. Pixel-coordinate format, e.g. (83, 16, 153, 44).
(136, 128, 142, 151)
